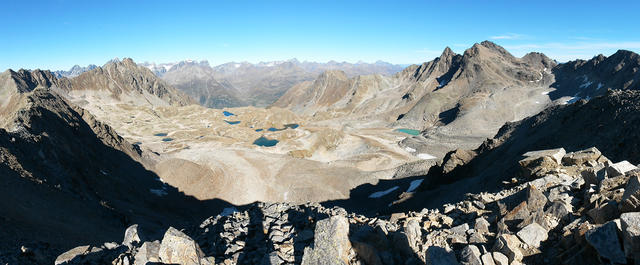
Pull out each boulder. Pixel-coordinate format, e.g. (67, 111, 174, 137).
(620, 212, 640, 260)
(459, 245, 481, 265)
(55, 245, 90, 265)
(607, 161, 637, 177)
(123, 224, 141, 248)
(492, 252, 509, 265)
(585, 221, 626, 264)
(404, 218, 422, 250)
(481, 253, 496, 265)
(562, 147, 602, 166)
(621, 174, 640, 212)
(516, 223, 548, 248)
(474, 217, 490, 234)
(587, 201, 619, 224)
(581, 167, 606, 186)
(525, 184, 547, 212)
(158, 227, 205, 265)
(133, 241, 160, 265)
(301, 215, 352, 265)
(520, 148, 565, 167)
(441, 149, 477, 174)
(425, 246, 460, 265)
(492, 234, 523, 263)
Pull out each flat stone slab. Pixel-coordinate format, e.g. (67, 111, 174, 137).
(521, 148, 566, 165)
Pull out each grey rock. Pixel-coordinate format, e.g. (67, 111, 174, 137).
(474, 217, 490, 234)
(516, 223, 548, 248)
(123, 224, 141, 248)
(425, 246, 460, 265)
(621, 174, 640, 212)
(585, 221, 626, 264)
(351, 241, 382, 265)
(301, 215, 352, 265)
(459, 245, 481, 265)
(607, 161, 637, 177)
(133, 241, 160, 265)
(620, 212, 640, 259)
(158, 227, 204, 265)
(492, 234, 523, 263)
(55, 245, 90, 265)
(526, 184, 547, 212)
(520, 148, 565, 166)
(481, 253, 496, 265)
(451, 223, 470, 236)
(405, 219, 422, 249)
(587, 200, 619, 224)
(563, 147, 602, 166)
(492, 252, 509, 265)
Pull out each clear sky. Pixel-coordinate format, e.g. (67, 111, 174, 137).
(1, 0, 639, 71)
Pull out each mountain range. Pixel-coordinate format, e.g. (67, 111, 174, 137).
(141, 59, 405, 108)
(2, 41, 640, 264)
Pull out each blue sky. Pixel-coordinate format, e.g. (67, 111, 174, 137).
(1, 0, 639, 71)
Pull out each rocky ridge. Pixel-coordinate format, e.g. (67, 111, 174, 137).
(51, 146, 640, 265)
(66, 58, 195, 107)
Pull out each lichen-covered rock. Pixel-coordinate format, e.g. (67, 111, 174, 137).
(516, 223, 548, 248)
(562, 147, 602, 166)
(520, 148, 565, 167)
(620, 212, 640, 260)
(585, 221, 626, 264)
(158, 227, 204, 265)
(459, 245, 481, 265)
(301, 215, 352, 265)
(123, 224, 141, 249)
(607, 161, 637, 177)
(492, 234, 523, 263)
(55, 246, 90, 265)
(133, 241, 160, 265)
(621, 174, 640, 212)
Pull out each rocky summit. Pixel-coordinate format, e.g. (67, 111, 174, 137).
(45, 146, 640, 265)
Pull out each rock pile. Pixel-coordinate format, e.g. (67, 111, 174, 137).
(55, 146, 640, 264)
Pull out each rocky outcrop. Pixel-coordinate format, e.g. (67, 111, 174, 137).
(54, 146, 640, 265)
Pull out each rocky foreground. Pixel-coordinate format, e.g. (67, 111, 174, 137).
(40, 146, 640, 265)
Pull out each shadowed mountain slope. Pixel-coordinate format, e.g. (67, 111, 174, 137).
(0, 82, 226, 263)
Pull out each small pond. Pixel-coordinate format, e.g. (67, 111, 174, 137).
(255, 129, 264, 132)
(253, 136, 278, 147)
(162, 138, 174, 142)
(223, 111, 235, 117)
(154, 133, 168, 137)
(394, 128, 421, 136)
(224, 120, 241, 125)
(266, 123, 300, 132)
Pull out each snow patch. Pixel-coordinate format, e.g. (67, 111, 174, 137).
(417, 153, 437, 160)
(369, 186, 399, 198)
(150, 188, 167, 196)
(541, 91, 550, 95)
(566, 97, 581, 104)
(407, 179, 424, 193)
(405, 146, 416, 153)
